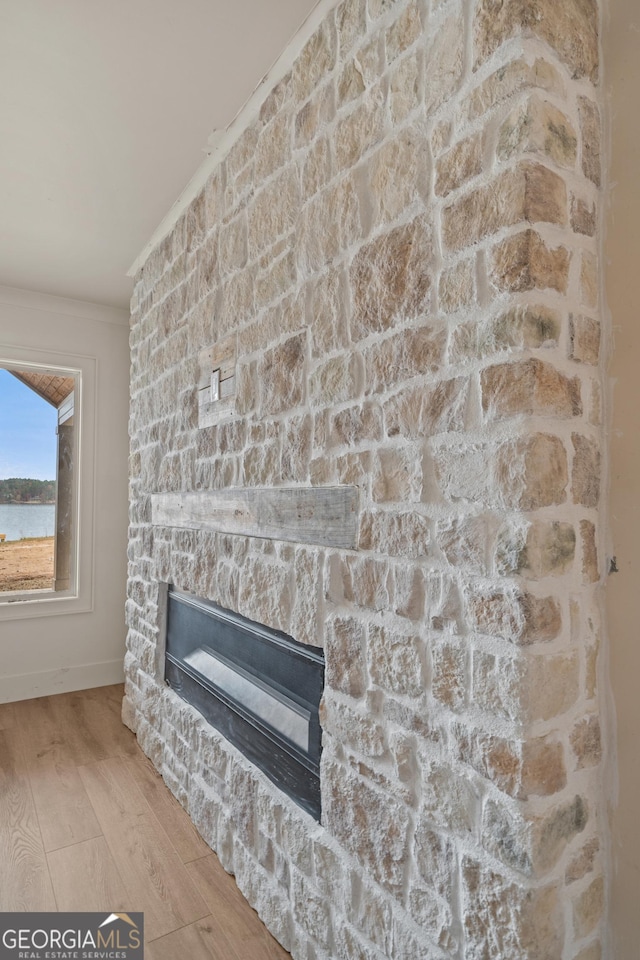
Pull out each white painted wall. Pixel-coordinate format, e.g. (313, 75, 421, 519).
(604, 0, 640, 955)
(0, 285, 129, 701)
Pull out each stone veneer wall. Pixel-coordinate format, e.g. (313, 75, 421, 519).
(123, 0, 606, 957)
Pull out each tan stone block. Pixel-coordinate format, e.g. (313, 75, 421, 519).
(310, 353, 363, 407)
(372, 446, 423, 502)
(255, 111, 291, 182)
(242, 442, 279, 486)
(580, 519, 599, 583)
(439, 258, 476, 313)
(525, 652, 579, 721)
(238, 556, 292, 635)
(426, 571, 463, 633)
(383, 697, 431, 739)
(258, 75, 291, 125)
(290, 547, 322, 647)
(573, 876, 604, 940)
(224, 160, 254, 214)
(293, 20, 336, 103)
(466, 588, 562, 644)
(334, 93, 385, 171)
(359, 509, 431, 558)
(474, 0, 599, 82)
(367, 623, 425, 697)
(364, 325, 446, 394)
(413, 824, 455, 899)
(571, 195, 597, 236)
(225, 126, 259, 181)
(386, 3, 421, 63)
(424, 15, 464, 114)
(466, 58, 564, 121)
(195, 233, 218, 298)
(463, 861, 564, 959)
(570, 714, 602, 769)
(247, 168, 300, 259)
(298, 174, 361, 276)
(570, 315, 600, 364)
(218, 214, 247, 275)
(435, 133, 484, 197)
(572, 433, 600, 507)
(498, 95, 577, 169)
(431, 641, 467, 710)
(508, 433, 568, 509)
(443, 163, 567, 252)
(323, 758, 410, 894)
(204, 172, 223, 230)
(431, 118, 452, 155)
(472, 650, 524, 722)
(451, 304, 560, 360)
(490, 229, 570, 294)
(393, 565, 426, 621)
(566, 837, 600, 884)
(335, 450, 372, 487)
(581, 251, 599, 308)
(512, 520, 576, 579)
(482, 794, 587, 876)
(343, 555, 391, 612)
(338, 60, 366, 106)
(384, 377, 468, 439)
(321, 694, 387, 757)
(308, 270, 350, 357)
(437, 516, 493, 576)
(281, 414, 312, 483)
(336, 0, 366, 54)
(258, 331, 307, 416)
(454, 726, 522, 797)
(421, 762, 479, 834)
(294, 84, 334, 148)
(390, 52, 420, 124)
(331, 401, 383, 447)
(579, 96, 602, 186)
(325, 617, 367, 698)
(185, 189, 206, 254)
(350, 217, 433, 338)
(482, 358, 581, 420)
(368, 127, 430, 225)
(521, 736, 567, 797)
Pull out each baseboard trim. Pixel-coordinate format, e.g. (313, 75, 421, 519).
(0, 658, 125, 703)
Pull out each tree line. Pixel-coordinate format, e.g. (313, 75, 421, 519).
(0, 478, 56, 503)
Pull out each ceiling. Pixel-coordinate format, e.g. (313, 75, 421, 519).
(0, 0, 320, 310)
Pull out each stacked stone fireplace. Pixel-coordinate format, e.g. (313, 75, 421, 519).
(124, 0, 607, 956)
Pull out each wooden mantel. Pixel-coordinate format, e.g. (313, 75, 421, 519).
(151, 486, 359, 549)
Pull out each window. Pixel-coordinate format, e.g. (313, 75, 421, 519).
(0, 347, 95, 619)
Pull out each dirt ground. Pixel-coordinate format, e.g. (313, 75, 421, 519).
(0, 536, 54, 592)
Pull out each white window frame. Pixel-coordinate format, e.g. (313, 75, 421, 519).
(0, 344, 96, 620)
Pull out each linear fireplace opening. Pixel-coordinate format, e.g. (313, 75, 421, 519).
(164, 586, 324, 820)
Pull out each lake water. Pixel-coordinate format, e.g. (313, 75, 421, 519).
(0, 504, 56, 541)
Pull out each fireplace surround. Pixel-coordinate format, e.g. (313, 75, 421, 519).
(123, 0, 607, 956)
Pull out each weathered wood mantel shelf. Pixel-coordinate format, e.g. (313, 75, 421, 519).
(151, 486, 359, 549)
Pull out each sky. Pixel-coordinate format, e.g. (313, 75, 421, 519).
(0, 369, 57, 480)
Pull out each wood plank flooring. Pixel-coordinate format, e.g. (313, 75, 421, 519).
(0, 684, 289, 959)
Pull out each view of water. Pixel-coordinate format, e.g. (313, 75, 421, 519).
(0, 503, 56, 541)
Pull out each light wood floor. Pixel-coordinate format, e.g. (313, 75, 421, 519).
(0, 684, 289, 959)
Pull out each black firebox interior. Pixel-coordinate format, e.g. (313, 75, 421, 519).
(164, 587, 324, 820)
